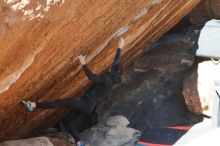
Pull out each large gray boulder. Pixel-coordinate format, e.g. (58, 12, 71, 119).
(81, 116, 140, 146)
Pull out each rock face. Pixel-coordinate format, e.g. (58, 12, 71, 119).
(183, 61, 220, 115)
(189, 0, 220, 24)
(95, 32, 202, 131)
(81, 116, 140, 146)
(183, 71, 201, 114)
(0, 137, 73, 146)
(0, 0, 200, 141)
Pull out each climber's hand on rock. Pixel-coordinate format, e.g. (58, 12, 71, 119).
(118, 37, 124, 49)
(78, 55, 86, 65)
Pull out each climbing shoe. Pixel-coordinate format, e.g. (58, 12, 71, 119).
(77, 141, 85, 146)
(21, 100, 34, 112)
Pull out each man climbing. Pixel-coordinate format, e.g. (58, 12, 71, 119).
(21, 37, 125, 146)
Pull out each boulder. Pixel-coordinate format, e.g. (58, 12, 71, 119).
(183, 70, 201, 114)
(0, 0, 200, 141)
(81, 116, 140, 146)
(183, 61, 220, 115)
(0, 137, 74, 146)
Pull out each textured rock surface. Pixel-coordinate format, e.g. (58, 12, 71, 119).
(183, 70, 201, 114)
(0, 137, 74, 146)
(95, 32, 202, 131)
(183, 61, 220, 115)
(0, 0, 199, 141)
(189, 0, 220, 24)
(81, 116, 140, 146)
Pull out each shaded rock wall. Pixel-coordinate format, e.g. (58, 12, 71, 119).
(189, 0, 220, 24)
(0, 0, 199, 141)
(96, 32, 202, 131)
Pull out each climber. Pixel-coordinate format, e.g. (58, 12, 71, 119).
(21, 37, 125, 146)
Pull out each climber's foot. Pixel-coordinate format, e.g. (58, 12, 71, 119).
(21, 100, 34, 112)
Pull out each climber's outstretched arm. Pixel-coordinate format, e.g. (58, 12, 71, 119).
(78, 55, 104, 83)
(111, 37, 124, 73)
